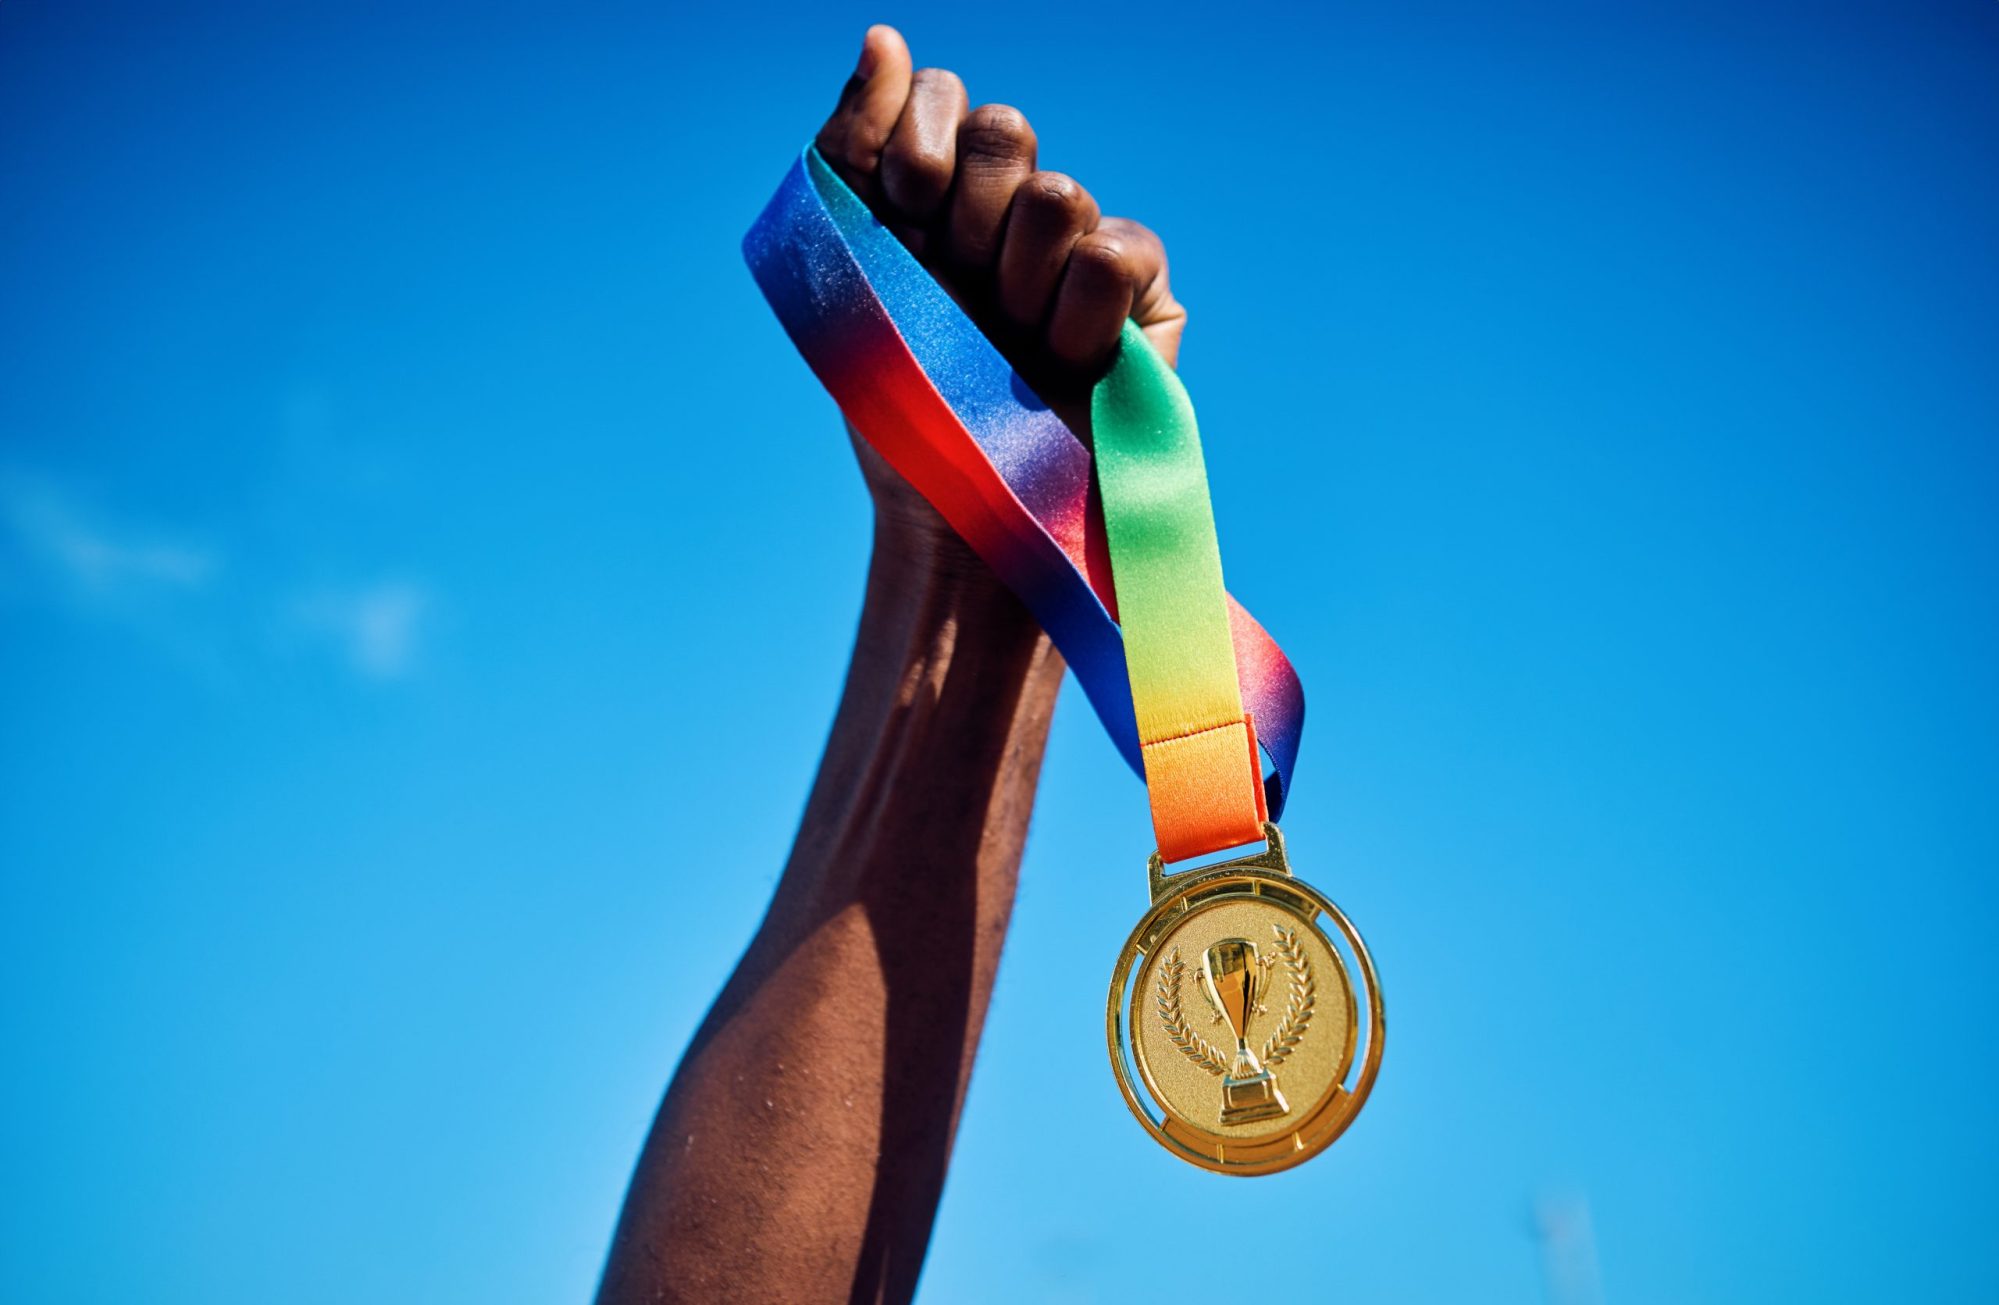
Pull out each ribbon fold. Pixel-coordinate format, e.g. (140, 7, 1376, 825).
(744, 147, 1304, 860)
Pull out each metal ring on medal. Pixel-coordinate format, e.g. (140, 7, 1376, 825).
(1105, 828, 1384, 1175)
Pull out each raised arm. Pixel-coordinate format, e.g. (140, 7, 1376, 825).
(597, 26, 1184, 1304)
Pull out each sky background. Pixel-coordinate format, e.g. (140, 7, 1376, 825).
(3, 3, 1995, 1302)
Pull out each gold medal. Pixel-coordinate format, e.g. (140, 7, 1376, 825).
(1105, 823, 1383, 1174)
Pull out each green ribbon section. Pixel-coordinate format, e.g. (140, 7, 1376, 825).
(1092, 319, 1249, 751)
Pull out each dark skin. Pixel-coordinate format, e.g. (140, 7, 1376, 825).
(597, 25, 1187, 1305)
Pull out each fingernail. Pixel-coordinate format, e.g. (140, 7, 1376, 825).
(855, 32, 880, 80)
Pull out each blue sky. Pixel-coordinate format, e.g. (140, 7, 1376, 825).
(2, 3, 1995, 1302)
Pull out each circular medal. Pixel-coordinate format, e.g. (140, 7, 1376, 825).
(1105, 824, 1384, 1175)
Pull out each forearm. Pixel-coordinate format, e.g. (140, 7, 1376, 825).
(597, 502, 1063, 1305)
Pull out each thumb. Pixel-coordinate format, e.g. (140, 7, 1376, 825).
(814, 24, 914, 199)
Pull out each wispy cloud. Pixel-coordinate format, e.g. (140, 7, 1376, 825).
(1, 472, 217, 595)
(4, 467, 434, 686)
(292, 581, 429, 680)
(1534, 1192, 1606, 1305)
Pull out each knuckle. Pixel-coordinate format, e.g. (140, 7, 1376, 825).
(1020, 170, 1087, 215)
(1070, 233, 1135, 283)
(1098, 217, 1163, 258)
(883, 140, 952, 202)
(910, 66, 965, 99)
(959, 103, 1036, 159)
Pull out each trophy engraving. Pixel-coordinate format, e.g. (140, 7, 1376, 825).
(1155, 925, 1316, 1126)
(1200, 938, 1289, 1123)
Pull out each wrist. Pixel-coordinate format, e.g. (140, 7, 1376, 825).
(865, 493, 1046, 646)
(850, 422, 1038, 621)
(760, 484, 1061, 915)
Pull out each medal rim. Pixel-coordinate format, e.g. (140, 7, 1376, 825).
(1105, 858, 1384, 1176)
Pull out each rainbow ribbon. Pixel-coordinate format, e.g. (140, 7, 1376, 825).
(744, 148, 1303, 861)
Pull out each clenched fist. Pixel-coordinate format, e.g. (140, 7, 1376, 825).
(818, 24, 1185, 376)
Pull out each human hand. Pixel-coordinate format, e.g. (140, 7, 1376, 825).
(814, 24, 1187, 534)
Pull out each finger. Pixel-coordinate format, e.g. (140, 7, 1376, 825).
(813, 25, 913, 195)
(946, 104, 1038, 275)
(1132, 233, 1188, 371)
(813, 25, 891, 160)
(1136, 310, 1189, 370)
(880, 68, 968, 226)
(995, 172, 1099, 329)
(1047, 218, 1174, 373)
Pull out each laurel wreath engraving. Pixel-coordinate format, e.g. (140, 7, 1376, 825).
(1259, 925, 1315, 1069)
(1156, 925, 1315, 1077)
(1156, 948, 1232, 1076)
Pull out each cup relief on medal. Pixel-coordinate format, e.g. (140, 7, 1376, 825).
(1154, 923, 1316, 1123)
